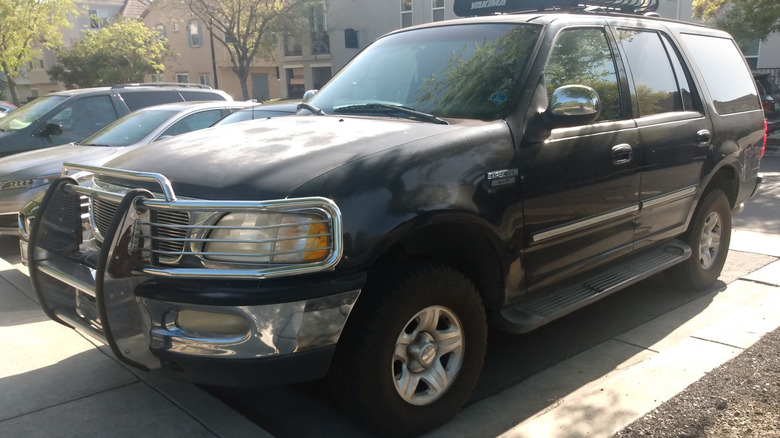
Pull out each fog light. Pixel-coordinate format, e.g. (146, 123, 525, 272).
(176, 310, 249, 336)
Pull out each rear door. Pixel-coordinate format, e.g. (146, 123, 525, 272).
(613, 27, 711, 247)
(520, 26, 641, 292)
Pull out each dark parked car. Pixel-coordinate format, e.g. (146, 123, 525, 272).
(0, 100, 254, 233)
(0, 83, 232, 158)
(754, 71, 780, 143)
(23, 0, 764, 436)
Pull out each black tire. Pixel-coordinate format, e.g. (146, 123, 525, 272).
(665, 189, 732, 290)
(330, 261, 487, 438)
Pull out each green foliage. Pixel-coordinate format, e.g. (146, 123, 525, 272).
(693, 0, 780, 42)
(48, 18, 171, 88)
(0, 0, 76, 104)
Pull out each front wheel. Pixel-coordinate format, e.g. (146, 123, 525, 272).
(330, 261, 487, 438)
(665, 189, 732, 290)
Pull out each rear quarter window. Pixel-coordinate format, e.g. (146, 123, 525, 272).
(680, 33, 759, 115)
(179, 90, 227, 101)
(120, 90, 183, 111)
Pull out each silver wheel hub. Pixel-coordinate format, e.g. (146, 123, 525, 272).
(392, 305, 464, 406)
(698, 211, 722, 270)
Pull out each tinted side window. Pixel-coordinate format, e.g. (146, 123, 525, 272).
(48, 95, 118, 135)
(179, 90, 226, 101)
(160, 109, 224, 137)
(617, 30, 681, 116)
(545, 28, 621, 122)
(120, 90, 182, 111)
(680, 33, 760, 114)
(661, 35, 701, 113)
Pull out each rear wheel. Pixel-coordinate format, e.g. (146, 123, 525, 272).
(330, 261, 487, 438)
(665, 189, 732, 290)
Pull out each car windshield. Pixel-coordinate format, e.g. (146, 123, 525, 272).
(308, 23, 541, 121)
(79, 108, 180, 146)
(0, 95, 68, 131)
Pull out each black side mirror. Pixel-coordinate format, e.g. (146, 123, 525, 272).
(40, 123, 63, 138)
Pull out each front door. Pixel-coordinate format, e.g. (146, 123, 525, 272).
(520, 27, 640, 292)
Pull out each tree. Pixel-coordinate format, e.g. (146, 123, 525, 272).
(0, 0, 76, 105)
(692, 0, 780, 42)
(48, 18, 172, 88)
(178, 0, 320, 100)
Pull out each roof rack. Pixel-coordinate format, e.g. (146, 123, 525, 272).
(453, 0, 658, 17)
(110, 83, 213, 89)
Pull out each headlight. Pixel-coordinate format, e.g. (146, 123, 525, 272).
(0, 174, 59, 190)
(203, 212, 331, 264)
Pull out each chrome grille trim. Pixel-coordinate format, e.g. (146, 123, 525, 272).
(58, 164, 343, 279)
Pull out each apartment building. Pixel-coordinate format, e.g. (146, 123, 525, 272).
(141, 0, 457, 101)
(5, 0, 779, 103)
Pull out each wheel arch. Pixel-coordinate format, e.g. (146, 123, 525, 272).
(367, 220, 509, 311)
(702, 163, 739, 209)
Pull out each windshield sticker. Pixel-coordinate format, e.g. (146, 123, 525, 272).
(490, 92, 507, 105)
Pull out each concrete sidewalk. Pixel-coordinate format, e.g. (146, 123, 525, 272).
(425, 229, 780, 438)
(1, 230, 778, 438)
(0, 257, 270, 438)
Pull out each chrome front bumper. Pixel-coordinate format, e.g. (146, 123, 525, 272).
(28, 168, 360, 380)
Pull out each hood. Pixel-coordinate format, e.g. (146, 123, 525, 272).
(101, 116, 466, 200)
(0, 143, 127, 182)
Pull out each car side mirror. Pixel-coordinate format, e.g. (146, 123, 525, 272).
(544, 85, 601, 128)
(302, 89, 318, 102)
(40, 123, 63, 138)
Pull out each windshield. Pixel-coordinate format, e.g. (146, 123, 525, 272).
(0, 95, 68, 131)
(79, 108, 179, 146)
(308, 23, 541, 121)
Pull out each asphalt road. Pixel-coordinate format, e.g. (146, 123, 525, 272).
(203, 151, 780, 438)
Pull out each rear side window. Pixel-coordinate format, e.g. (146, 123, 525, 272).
(120, 90, 183, 111)
(680, 33, 759, 115)
(617, 29, 694, 116)
(179, 90, 227, 101)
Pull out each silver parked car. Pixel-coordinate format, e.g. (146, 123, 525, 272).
(0, 100, 254, 233)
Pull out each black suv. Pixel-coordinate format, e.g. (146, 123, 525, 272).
(24, 1, 764, 436)
(0, 83, 232, 158)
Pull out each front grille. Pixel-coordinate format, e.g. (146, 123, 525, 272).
(92, 198, 119, 239)
(92, 198, 190, 262)
(150, 209, 190, 262)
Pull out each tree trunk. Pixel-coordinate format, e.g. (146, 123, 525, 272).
(6, 75, 20, 107)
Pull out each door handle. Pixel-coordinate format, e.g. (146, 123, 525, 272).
(611, 143, 633, 164)
(696, 129, 711, 145)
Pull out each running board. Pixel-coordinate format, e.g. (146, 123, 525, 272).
(494, 240, 691, 334)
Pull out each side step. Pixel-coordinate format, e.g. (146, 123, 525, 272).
(494, 240, 691, 334)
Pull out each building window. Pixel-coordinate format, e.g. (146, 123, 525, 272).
(187, 20, 202, 47)
(89, 9, 108, 29)
(286, 67, 305, 98)
(284, 34, 302, 56)
(155, 24, 167, 39)
(309, 3, 330, 55)
(150, 73, 165, 82)
(199, 74, 211, 87)
(345, 29, 358, 49)
(401, 0, 412, 28)
(739, 38, 759, 69)
(176, 73, 190, 84)
(432, 0, 444, 22)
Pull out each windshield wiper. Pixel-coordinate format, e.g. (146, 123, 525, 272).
(334, 103, 448, 125)
(297, 102, 326, 115)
